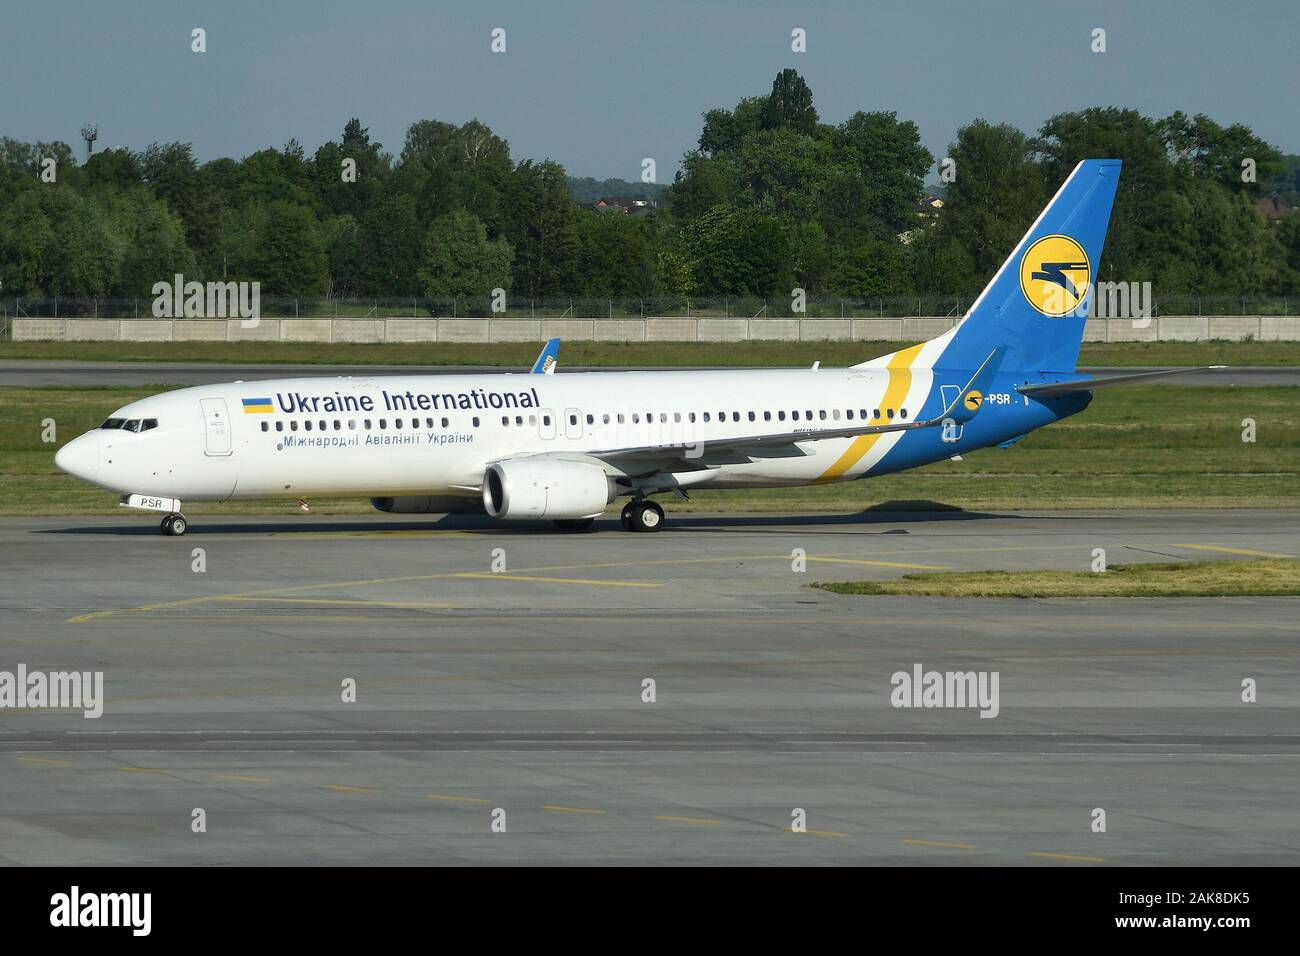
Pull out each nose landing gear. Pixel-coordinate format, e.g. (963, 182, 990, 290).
(160, 513, 188, 536)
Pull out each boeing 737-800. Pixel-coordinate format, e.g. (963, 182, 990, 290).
(54, 160, 1214, 535)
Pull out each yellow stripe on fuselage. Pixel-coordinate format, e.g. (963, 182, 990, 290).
(814, 343, 924, 482)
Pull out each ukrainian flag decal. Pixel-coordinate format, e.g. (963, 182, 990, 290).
(241, 397, 274, 414)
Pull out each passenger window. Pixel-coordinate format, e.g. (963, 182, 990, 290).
(846, 410, 855, 420)
(861, 409, 869, 419)
(379, 419, 387, 429)
(873, 409, 881, 420)
(778, 411, 786, 421)
(617, 414, 624, 424)
(805, 410, 812, 420)
(516, 416, 524, 426)
(632, 413, 640, 424)
(763, 411, 771, 421)
(832, 409, 840, 420)
(317, 420, 325, 431)
(602, 414, 610, 425)
(688, 412, 695, 423)
(703, 412, 711, 423)
(275, 421, 284, 432)
(569, 414, 577, 426)
(395, 418, 403, 429)
(887, 409, 895, 419)
(900, 409, 908, 419)
(747, 411, 755, 422)
(472, 417, 480, 427)
(732, 412, 740, 422)
(364, 419, 372, 430)
(527, 416, 535, 427)
(348, 420, 356, 430)
(261, 421, 268, 432)
(442, 417, 450, 428)
(543, 415, 551, 426)
(291, 420, 299, 432)
(673, 413, 681, 423)
(792, 411, 800, 421)
(501, 416, 509, 426)
(819, 410, 827, 420)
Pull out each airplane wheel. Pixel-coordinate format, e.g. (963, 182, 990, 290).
(162, 514, 187, 536)
(620, 501, 636, 531)
(554, 517, 595, 531)
(630, 500, 664, 533)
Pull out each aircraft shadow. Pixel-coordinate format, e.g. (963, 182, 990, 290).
(35, 501, 1094, 537)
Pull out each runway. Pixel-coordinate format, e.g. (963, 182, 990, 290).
(1, 360, 1295, 386)
(1, 509, 1298, 865)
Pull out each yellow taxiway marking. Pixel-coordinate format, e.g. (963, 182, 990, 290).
(17, 756, 69, 766)
(453, 572, 660, 588)
(784, 827, 848, 837)
(655, 815, 722, 826)
(1172, 543, 1293, 559)
(426, 793, 489, 805)
(324, 784, 381, 794)
(543, 804, 607, 815)
(1031, 851, 1105, 863)
(118, 767, 170, 775)
(214, 596, 457, 610)
(805, 557, 947, 571)
(215, 774, 271, 784)
(901, 838, 975, 850)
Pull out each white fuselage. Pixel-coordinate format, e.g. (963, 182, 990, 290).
(55, 365, 948, 504)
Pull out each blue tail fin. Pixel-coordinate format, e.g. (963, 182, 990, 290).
(935, 159, 1121, 374)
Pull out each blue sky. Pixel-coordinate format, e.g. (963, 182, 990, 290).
(4, 0, 1296, 180)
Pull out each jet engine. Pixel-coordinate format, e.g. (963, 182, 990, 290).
(481, 459, 613, 520)
(370, 495, 484, 514)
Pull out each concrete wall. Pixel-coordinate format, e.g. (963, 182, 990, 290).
(11, 315, 1300, 343)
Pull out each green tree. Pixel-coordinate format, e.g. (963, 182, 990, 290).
(418, 209, 513, 297)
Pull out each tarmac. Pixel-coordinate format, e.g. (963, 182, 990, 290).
(1, 509, 1298, 865)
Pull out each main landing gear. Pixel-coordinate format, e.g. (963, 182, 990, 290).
(621, 499, 664, 533)
(160, 513, 188, 536)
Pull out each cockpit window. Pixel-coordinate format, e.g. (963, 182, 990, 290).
(123, 419, 142, 432)
(141, 419, 158, 431)
(101, 418, 125, 429)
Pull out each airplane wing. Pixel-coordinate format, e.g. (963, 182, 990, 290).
(511, 348, 1005, 475)
(530, 338, 560, 375)
(1016, 365, 1226, 398)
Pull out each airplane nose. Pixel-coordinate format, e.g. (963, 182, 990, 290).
(54, 434, 99, 482)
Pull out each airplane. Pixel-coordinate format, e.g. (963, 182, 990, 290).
(54, 159, 1218, 536)
(531, 337, 560, 375)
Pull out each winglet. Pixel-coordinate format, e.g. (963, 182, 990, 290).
(530, 338, 560, 375)
(938, 347, 1006, 424)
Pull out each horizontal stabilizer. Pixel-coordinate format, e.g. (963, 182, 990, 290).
(1017, 366, 1226, 398)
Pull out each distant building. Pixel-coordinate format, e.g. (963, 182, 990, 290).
(1257, 195, 1295, 221)
(594, 196, 658, 216)
(914, 194, 944, 219)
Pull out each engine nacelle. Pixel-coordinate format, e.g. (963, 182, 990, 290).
(371, 495, 484, 514)
(481, 459, 613, 520)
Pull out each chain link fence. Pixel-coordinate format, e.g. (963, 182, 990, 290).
(6, 294, 1294, 325)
